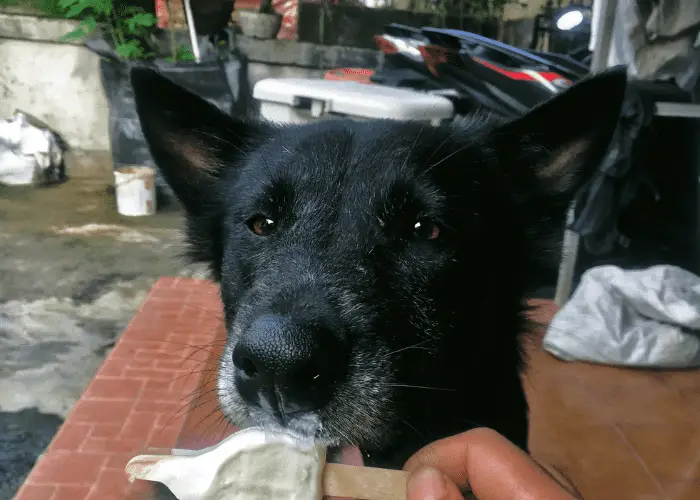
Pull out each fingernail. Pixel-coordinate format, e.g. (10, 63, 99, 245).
(408, 466, 448, 500)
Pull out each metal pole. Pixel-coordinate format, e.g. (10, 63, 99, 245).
(554, 205, 581, 306)
(183, 0, 201, 63)
(554, 0, 618, 307)
(590, 0, 617, 72)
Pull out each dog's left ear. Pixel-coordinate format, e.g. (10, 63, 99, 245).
(130, 67, 271, 278)
(491, 67, 627, 202)
(130, 66, 270, 216)
(484, 68, 628, 278)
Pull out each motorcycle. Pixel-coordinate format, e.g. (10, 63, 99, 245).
(371, 23, 584, 120)
(324, 2, 595, 120)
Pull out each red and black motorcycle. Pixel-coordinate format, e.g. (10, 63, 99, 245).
(364, 19, 590, 120)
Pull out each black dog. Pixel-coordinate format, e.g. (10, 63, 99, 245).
(131, 68, 626, 469)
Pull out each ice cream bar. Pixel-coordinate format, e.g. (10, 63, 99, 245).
(126, 427, 408, 500)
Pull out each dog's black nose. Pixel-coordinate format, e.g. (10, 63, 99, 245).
(232, 315, 349, 416)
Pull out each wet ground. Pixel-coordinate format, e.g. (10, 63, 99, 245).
(0, 153, 208, 498)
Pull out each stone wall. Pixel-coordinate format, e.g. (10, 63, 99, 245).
(0, 14, 110, 151)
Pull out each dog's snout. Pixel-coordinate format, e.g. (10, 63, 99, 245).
(232, 315, 349, 416)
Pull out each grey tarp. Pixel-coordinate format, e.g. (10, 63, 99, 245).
(544, 265, 700, 368)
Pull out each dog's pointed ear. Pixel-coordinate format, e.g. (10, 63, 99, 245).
(131, 67, 267, 214)
(482, 68, 628, 279)
(490, 67, 628, 202)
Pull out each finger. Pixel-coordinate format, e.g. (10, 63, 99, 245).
(537, 463, 583, 499)
(407, 466, 465, 500)
(404, 428, 575, 500)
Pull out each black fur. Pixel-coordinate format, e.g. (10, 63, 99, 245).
(132, 69, 627, 468)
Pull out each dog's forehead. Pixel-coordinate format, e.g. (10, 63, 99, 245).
(247, 121, 448, 203)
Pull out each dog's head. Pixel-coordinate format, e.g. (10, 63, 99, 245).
(132, 69, 626, 467)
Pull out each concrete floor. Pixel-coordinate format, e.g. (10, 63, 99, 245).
(0, 152, 208, 497)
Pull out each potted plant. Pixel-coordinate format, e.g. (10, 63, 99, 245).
(51, 0, 247, 204)
(237, 0, 282, 39)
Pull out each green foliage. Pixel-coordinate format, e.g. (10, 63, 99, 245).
(114, 37, 152, 59)
(176, 44, 196, 61)
(51, 0, 199, 62)
(4, 0, 199, 62)
(164, 44, 196, 63)
(55, 0, 158, 60)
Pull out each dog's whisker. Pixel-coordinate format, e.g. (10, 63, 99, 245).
(429, 143, 472, 169)
(401, 123, 426, 171)
(425, 129, 456, 166)
(384, 384, 458, 392)
(397, 417, 427, 441)
(198, 129, 246, 155)
(387, 340, 433, 356)
(329, 422, 355, 447)
(459, 418, 490, 430)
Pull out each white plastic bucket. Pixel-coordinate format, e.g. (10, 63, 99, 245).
(114, 166, 157, 217)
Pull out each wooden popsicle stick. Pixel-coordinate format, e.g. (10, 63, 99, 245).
(324, 463, 408, 500)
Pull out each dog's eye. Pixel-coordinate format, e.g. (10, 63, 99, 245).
(413, 218, 440, 241)
(246, 215, 276, 236)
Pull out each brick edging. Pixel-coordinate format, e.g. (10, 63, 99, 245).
(15, 277, 228, 500)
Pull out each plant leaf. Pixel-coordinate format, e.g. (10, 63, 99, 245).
(115, 39, 145, 60)
(65, 3, 89, 18)
(81, 16, 97, 34)
(176, 45, 196, 61)
(126, 13, 157, 30)
(60, 27, 87, 42)
(118, 5, 144, 16)
(90, 0, 113, 15)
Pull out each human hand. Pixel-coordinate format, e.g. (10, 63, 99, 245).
(403, 428, 580, 500)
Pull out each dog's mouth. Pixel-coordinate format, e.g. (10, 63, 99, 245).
(327, 445, 364, 467)
(238, 413, 365, 466)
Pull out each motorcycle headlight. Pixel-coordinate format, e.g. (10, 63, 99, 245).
(556, 9, 585, 31)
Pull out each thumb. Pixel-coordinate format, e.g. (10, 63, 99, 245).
(407, 466, 465, 500)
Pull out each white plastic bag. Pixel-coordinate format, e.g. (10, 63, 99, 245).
(0, 110, 65, 186)
(544, 265, 700, 368)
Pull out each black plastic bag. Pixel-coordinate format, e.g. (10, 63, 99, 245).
(87, 31, 248, 204)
